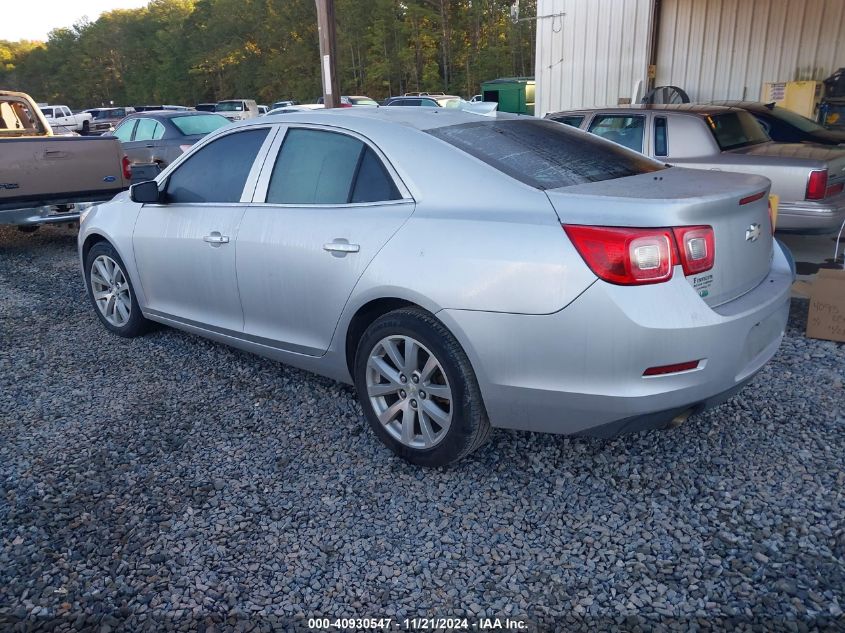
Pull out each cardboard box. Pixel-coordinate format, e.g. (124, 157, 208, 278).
(792, 269, 845, 342)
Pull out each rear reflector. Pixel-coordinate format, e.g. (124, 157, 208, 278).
(739, 191, 766, 205)
(643, 360, 700, 376)
(806, 170, 828, 200)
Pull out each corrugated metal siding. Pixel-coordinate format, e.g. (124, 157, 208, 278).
(535, 0, 655, 116)
(656, 0, 845, 101)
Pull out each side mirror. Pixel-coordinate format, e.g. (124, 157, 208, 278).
(130, 180, 162, 204)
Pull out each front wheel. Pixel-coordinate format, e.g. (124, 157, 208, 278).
(84, 241, 150, 338)
(354, 308, 491, 466)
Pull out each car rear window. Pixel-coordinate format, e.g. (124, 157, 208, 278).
(427, 119, 664, 189)
(172, 114, 230, 136)
(706, 111, 769, 150)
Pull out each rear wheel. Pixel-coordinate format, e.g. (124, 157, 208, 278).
(84, 241, 150, 338)
(354, 308, 491, 466)
(81, 121, 90, 134)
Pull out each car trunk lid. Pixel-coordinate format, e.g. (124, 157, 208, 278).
(731, 142, 845, 189)
(545, 166, 773, 307)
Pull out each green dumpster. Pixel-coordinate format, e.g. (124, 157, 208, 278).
(480, 77, 535, 115)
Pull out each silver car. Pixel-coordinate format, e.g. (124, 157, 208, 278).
(547, 105, 845, 233)
(78, 110, 793, 466)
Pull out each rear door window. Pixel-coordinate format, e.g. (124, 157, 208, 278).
(165, 128, 269, 203)
(588, 114, 646, 152)
(266, 128, 400, 204)
(427, 119, 663, 189)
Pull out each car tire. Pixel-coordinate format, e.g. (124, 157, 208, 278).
(354, 308, 491, 466)
(82, 121, 90, 134)
(84, 241, 150, 338)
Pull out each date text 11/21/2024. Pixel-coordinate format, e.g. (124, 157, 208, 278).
(307, 617, 530, 630)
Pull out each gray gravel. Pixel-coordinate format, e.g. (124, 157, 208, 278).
(1, 225, 844, 633)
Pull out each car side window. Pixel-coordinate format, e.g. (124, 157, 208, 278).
(266, 128, 400, 205)
(754, 116, 771, 136)
(654, 117, 668, 157)
(551, 115, 584, 128)
(113, 120, 136, 142)
(165, 128, 269, 204)
(588, 114, 646, 152)
(134, 118, 165, 141)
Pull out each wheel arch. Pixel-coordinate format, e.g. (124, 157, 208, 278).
(344, 297, 418, 376)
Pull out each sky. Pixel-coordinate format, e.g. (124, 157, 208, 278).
(1, 0, 151, 42)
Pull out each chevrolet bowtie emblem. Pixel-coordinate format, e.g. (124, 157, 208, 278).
(746, 223, 761, 242)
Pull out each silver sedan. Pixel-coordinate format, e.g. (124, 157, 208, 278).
(79, 109, 793, 466)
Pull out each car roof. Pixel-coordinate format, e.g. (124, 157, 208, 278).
(125, 110, 220, 120)
(708, 100, 777, 112)
(258, 107, 524, 131)
(550, 103, 742, 116)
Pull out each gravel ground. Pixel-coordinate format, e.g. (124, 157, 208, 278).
(1, 225, 844, 633)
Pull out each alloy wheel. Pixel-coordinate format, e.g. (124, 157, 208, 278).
(366, 335, 453, 449)
(90, 255, 132, 327)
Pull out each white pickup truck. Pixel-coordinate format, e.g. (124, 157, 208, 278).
(40, 104, 93, 135)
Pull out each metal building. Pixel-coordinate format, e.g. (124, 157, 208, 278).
(534, 0, 845, 116)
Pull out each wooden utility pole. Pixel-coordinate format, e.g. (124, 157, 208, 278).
(315, 0, 340, 108)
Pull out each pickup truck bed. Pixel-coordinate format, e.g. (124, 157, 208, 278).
(0, 135, 127, 212)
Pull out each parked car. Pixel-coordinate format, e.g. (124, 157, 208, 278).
(271, 100, 299, 109)
(84, 107, 135, 134)
(215, 99, 259, 121)
(316, 95, 378, 107)
(382, 95, 461, 107)
(40, 104, 92, 134)
(195, 103, 217, 112)
(258, 105, 269, 115)
(1, 90, 129, 228)
(79, 109, 792, 465)
(109, 110, 230, 182)
(547, 104, 845, 233)
(708, 101, 845, 146)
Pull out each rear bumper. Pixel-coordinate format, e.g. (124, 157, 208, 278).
(0, 204, 93, 226)
(438, 243, 793, 436)
(776, 192, 845, 233)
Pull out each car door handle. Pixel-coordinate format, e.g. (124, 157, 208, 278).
(203, 232, 229, 245)
(144, 144, 155, 148)
(323, 240, 359, 256)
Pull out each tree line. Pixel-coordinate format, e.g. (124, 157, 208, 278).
(0, 0, 536, 109)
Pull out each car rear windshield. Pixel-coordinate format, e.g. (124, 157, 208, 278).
(90, 109, 122, 119)
(426, 118, 664, 189)
(172, 113, 230, 136)
(706, 111, 770, 150)
(771, 106, 826, 133)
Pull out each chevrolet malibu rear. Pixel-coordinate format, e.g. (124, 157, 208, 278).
(78, 111, 792, 466)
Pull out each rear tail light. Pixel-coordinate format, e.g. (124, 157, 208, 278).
(122, 155, 132, 181)
(673, 226, 715, 275)
(827, 182, 844, 197)
(564, 224, 715, 285)
(806, 169, 828, 200)
(563, 226, 676, 285)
